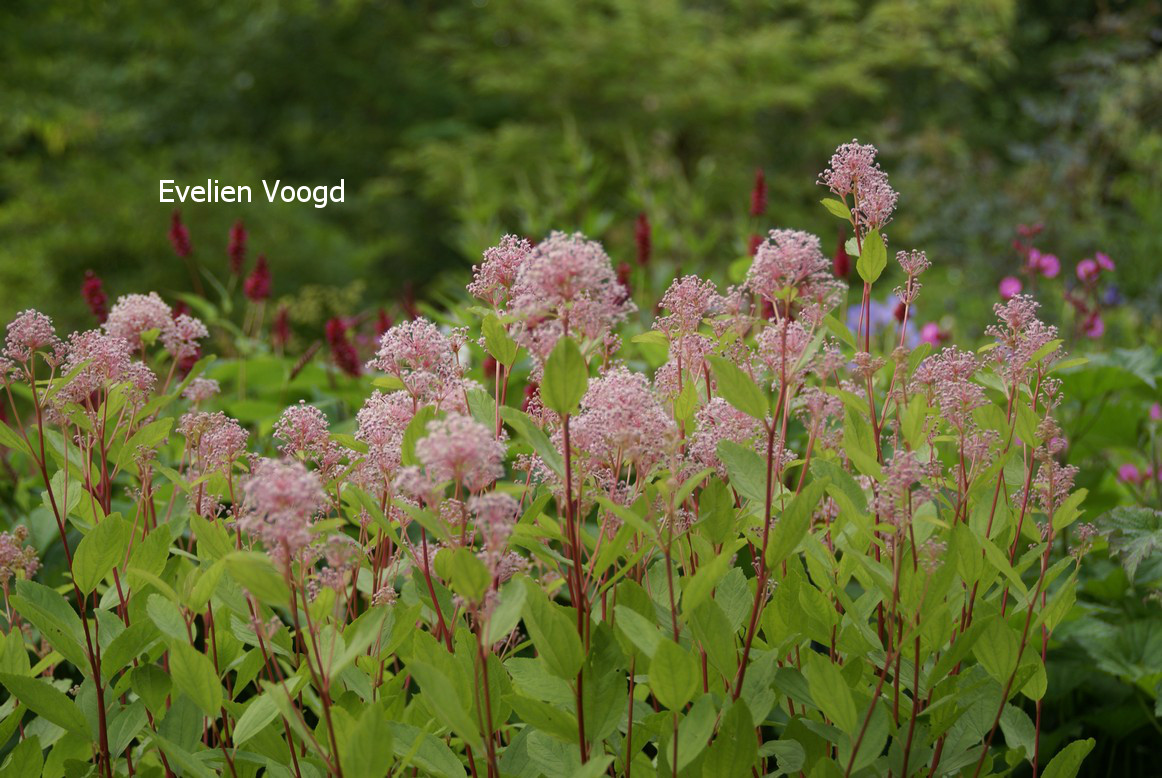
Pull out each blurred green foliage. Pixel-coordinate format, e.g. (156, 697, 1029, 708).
(2, 0, 1159, 334)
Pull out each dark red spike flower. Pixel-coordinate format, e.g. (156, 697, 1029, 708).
(521, 382, 539, 413)
(375, 308, 393, 337)
(616, 261, 633, 304)
(272, 305, 291, 350)
(893, 300, 907, 322)
(228, 220, 247, 276)
(750, 168, 767, 217)
(172, 300, 190, 318)
(325, 317, 362, 377)
(634, 212, 651, 267)
(833, 229, 850, 278)
(482, 354, 497, 379)
(748, 233, 763, 257)
(243, 254, 271, 302)
(81, 270, 109, 324)
(168, 210, 192, 258)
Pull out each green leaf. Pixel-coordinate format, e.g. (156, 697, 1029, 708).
(765, 478, 829, 569)
(650, 639, 699, 710)
(820, 198, 852, 220)
(339, 703, 395, 777)
(804, 654, 857, 732)
(72, 513, 132, 594)
(407, 660, 483, 749)
(706, 355, 768, 420)
(843, 406, 881, 477)
(696, 477, 736, 544)
(231, 691, 279, 747)
(1042, 738, 1095, 778)
(169, 641, 223, 716)
(856, 228, 887, 284)
(434, 547, 490, 603)
(401, 405, 438, 467)
(975, 619, 1019, 685)
(487, 580, 527, 644)
(521, 577, 584, 679)
(482, 314, 519, 366)
(223, 551, 290, 605)
(675, 694, 717, 770)
(682, 544, 737, 613)
(1104, 507, 1162, 582)
(0, 674, 90, 735)
(702, 702, 757, 777)
(500, 406, 564, 477)
(716, 440, 768, 507)
(0, 735, 43, 777)
(146, 594, 187, 641)
(9, 581, 88, 673)
(631, 330, 670, 348)
(541, 337, 588, 415)
(116, 417, 173, 470)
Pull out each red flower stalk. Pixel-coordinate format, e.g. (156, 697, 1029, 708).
(228, 220, 247, 276)
(81, 271, 109, 324)
(243, 254, 271, 302)
(833, 230, 850, 278)
(748, 234, 763, 257)
(616, 261, 633, 304)
(482, 354, 498, 379)
(325, 317, 362, 377)
(168, 210, 192, 258)
(172, 300, 190, 318)
(634, 212, 651, 267)
(375, 308, 393, 337)
(893, 300, 907, 322)
(750, 168, 767, 217)
(272, 305, 291, 349)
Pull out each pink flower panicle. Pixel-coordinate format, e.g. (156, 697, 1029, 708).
(178, 410, 249, 474)
(161, 313, 209, 362)
(239, 458, 325, 567)
(746, 229, 834, 305)
(105, 292, 172, 348)
(688, 398, 763, 477)
(356, 390, 415, 477)
(82, 271, 109, 323)
(56, 330, 134, 405)
(182, 377, 220, 404)
(986, 294, 1061, 383)
(168, 210, 192, 258)
(468, 234, 533, 308)
(897, 250, 930, 277)
(570, 365, 677, 474)
(272, 305, 291, 349)
(413, 413, 505, 492)
(274, 402, 333, 459)
(818, 140, 897, 228)
(655, 276, 721, 337)
(757, 319, 812, 386)
(367, 318, 458, 401)
(469, 492, 519, 566)
(0, 526, 39, 584)
(509, 231, 636, 355)
(243, 255, 272, 302)
(3, 310, 58, 364)
(228, 220, 247, 276)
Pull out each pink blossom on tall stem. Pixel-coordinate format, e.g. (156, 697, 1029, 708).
(757, 319, 812, 388)
(985, 294, 1061, 386)
(274, 401, 333, 458)
(168, 209, 192, 258)
(375, 308, 393, 336)
(178, 410, 249, 475)
(161, 313, 209, 362)
(244, 254, 272, 301)
(3, 310, 58, 363)
(1117, 463, 1142, 485)
(1076, 258, 1099, 285)
(818, 140, 897, 229)
(56, 330, 134, 405)
(238, 457, 325, 568)
(998, 276, 1022, 300)
(0, 526, 39, 584)
(634, 212, 651, 267)
(228, 220, 248, 276)
(367, 318, 458, 401)
(1027, 248, 1059, 278)
(104, 292, 172, 348)
(469, 492, 519, 562)
(413, 413, 506, 492)
(919, 322, 948, 346)
(655, 276, 721, 337)
(272, 305, 291, 350)
(356, 390, 414, 477)
(570, 365, 677, 475)
(82, 271, 109, 324)
(746, 229, 832, 307)
(181, 377, 220, 404)
(688, 398, 763, 477)
(1150, 403, 1162, 422)
(325, 317, 362, 378)
(468, 234, 533, 309)
(508, 231, 635, 353)
(1080, 311, 1104, 339)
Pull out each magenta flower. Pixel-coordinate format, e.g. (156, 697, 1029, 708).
(243, 255, 272, 302)
(1095, 252, 1114, 272)
(1080, 311, 1104, 338)
(1027, 249, 1059, 278)
(228, 220, 248, 276)
(919, 322, 946, 346)
(82, 271, 109, 324)
(750, 168, 767, 218)
(1117, 463, 1142, 485)
(998, 276, 1022, 300)
(1076, 258, 1099, 285)
(1150, 403, 1161, 422)
(168, 210, 192, 258)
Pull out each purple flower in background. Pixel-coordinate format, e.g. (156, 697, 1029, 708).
(1076, 258, 1100, 285)
(1027, 248, 1059, 278)
(1095, 252, 1114, 272)
(1150, 403, 1161, 422)
(1080, 311, 1104, 338)
(1117, 463, 1142, 485)
(998, 276, 1022, 300)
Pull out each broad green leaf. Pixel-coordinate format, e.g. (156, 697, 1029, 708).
(116, 417, 173, 470)
(804, 654, 857, 732)
(765, 478, 829, 570)
(434, 547, 490, 603)
(650, 639, 699, 710)
(843, 407, 881, 477)
(856, 228, 887, 284)
(482, 313, 519, 366)
(820, 198, 852, 220)
(0, 735, 43, 776)
(146, 594, 188, 641)
(541, 337, 588, 415)
(702, 701, 757, 777)
(0, 674, 90, 735)
(231, 691, 279, 747)
(169, 641, 223, 716)
(500, 406, 564, 477)
(401, 405, 438, 467)
(339, 703, 395, 777)
(975, 619, 1019, 685)
(223, 551, 290, 605)
(521, 577, 584, 679)
(9, 581, 88, 672)
(706, 355, 768, 420)
(487, 580, 527, 644)
(407, 660, 483, 749)
(674, 694, 717, 770)
(1042, 738, 1095, 778)
(72, 513, 131, 594)
(716, 440, 768, 507)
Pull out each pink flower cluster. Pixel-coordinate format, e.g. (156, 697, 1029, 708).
(818, 140, 898, 229)
(239, 458, 325, 567)
(411, 413, 505, 493)
(0, 526, 39, 585)
(468, 234, 533, 309)
(570, 365, 677, 477)
(367, 318, 460, 402)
